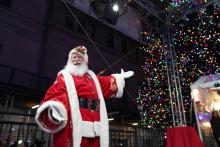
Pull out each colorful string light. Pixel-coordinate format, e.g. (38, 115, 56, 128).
(136, 4, 220, 128)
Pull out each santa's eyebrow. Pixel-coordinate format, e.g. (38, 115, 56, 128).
(71, 52, 81, 55)
(71, 53, 84, 57)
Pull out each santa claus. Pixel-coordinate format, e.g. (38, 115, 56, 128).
(35, 45, 134, 147)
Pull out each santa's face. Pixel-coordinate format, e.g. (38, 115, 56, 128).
(71, 53, 84, 65)
(65, 52, 88, 76)
(65, 46, 88, 76)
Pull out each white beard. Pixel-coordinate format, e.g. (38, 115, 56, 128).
(64, 62, 88, 76)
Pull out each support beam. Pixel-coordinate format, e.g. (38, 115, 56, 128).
(131, 0, 166, 24)
(174, 0, 218, 23)
(161, 13, 186, 127)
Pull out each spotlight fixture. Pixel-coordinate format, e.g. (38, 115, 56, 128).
(18, 140, 23, 144)
(91, 0, 106, 18)
(91, 0, 128, 25)
(112, 3, 119, 12)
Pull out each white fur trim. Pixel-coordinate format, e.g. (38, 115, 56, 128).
(87, 70, 109, 147)
(60, 70, 82, 147)
(48, 106, 65, 125)
(60, 69, 109, 147)
(35, 101, 67, 134)
(112, 74, 125, 98)
(81, 121, 101, 137)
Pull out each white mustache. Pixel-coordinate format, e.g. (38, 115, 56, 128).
(73, 60, 83, 65)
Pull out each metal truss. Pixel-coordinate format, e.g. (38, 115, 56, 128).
(131, 0, 219, 38)
(129, 0, 166, 33)
(161, 14, 186, 127)
(136, 0, 219, 126)
(173, 0, 219, 23)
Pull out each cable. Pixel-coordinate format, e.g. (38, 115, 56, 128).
(61, 0, 137, 108)
(62, 0, 112, 71)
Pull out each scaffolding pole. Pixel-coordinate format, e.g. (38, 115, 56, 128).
(161, 13, 186, 127)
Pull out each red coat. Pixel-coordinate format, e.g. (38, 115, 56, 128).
(35, 69, 124, 147)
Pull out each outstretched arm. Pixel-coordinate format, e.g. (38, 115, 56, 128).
(98, 69, 134, 98)
(35, 74, 69, 133)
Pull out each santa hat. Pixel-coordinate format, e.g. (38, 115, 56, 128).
(69, 45, 87, 56)
(66, 46, 88, 66)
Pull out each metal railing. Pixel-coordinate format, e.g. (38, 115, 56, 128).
(0, 64, 167, 146)
(0, 120, 51, 147)
(0, 115, 166, 147)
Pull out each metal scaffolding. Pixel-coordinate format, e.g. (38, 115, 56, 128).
(160, 13, 186, 127)
(129, 0, 165, 33)
(130, 0, 219, 36)
(133, 0, 219, 126)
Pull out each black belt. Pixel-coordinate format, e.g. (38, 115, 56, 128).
(79, 97, 100, 112)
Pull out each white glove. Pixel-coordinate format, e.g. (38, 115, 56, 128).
(48, 105, 65, 124)
(120, 69, 134, 79)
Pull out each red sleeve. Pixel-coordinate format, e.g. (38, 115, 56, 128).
(41, 74, 68, 106)
(96, 75, 118, 99)
(35, 74, 69, 133)
(38, 108, 60, 130)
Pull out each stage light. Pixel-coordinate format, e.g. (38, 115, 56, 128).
(108, 118, 114, 121)
(198, 114, 204, 120)
(90, 0, 128, 25)
(18, 140, 23, 144)
(112, 4, 119, 12)
(132, 122, 138, 126)
(32, 104, 39, 109)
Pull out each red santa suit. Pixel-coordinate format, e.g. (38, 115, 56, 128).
(35, 52, 125, 146)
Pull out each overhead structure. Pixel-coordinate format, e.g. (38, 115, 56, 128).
(128, 0, 219, 38)
(90, 0, 128, 25)
(171, 0, 220, 23)
(129, 0, 166, 34)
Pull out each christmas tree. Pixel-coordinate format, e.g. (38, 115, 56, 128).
(137, 35, 172, 128)
(136, 3, 220, 128)
(174, 4, 220, 117)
